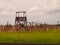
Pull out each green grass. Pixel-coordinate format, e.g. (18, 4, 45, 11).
(0, 30, 60, 44)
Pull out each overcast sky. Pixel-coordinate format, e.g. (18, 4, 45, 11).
(0, 0, 60, 25)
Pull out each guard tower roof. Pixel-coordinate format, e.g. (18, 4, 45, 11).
(16, 11, 26, 13)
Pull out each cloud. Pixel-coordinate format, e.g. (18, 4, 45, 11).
(0, 0, 60, 24)
(27, 6, 40, 12)
(0, 0, 15, 16)
(47, 8, 60, 14)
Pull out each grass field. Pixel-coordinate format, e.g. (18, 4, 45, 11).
(0, 30, 60, 44)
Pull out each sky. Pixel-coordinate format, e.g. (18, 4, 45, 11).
(0, 0, 60, 25)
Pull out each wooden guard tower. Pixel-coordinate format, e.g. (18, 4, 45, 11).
(15, 11, 27, 32)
